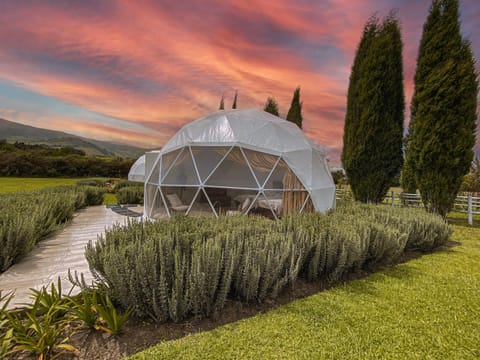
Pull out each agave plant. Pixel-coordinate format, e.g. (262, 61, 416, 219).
(93, 291, 131, 335)
(0, 291, 15, 358)
(9, 304, 78, 360)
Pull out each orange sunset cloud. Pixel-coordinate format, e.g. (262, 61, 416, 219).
(0, 0, 478, 164)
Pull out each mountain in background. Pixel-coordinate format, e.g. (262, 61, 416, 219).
(0, 118, 149, 159)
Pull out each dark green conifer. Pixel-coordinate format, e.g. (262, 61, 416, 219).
(219, 95, 225, 110)
(405, 0, 478, 215)
(342, 13, 405, 203)
(286, 87, 303, 128)
(232, 91, 238, 109)
(264, 97, 280, 116)
(400, 151, 417, 193)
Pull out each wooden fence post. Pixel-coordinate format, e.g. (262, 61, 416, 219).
(391, 191, 395, 206)
(468, 194, 473, 226)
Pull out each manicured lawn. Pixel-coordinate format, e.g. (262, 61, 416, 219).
(0, 177, 81, 193)
(103, 192, 118, 205)
(130, 221, 480, 359)
(0, 177, 118, 204)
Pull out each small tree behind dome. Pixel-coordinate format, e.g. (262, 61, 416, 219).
(286, 87, 303, 128)
(219, 95, 225, 110)
(232, 90, 238, 109)
(264, 97, 280, 116)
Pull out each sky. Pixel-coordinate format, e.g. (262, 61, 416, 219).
(0, 0, 478, 165)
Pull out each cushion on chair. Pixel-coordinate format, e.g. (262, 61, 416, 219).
(241, 197, 251, 212)
(166, 193, 183, 208)
(171, 205, 189, 212)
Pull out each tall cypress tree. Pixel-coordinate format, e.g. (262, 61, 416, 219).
(264, 97, 280, 116)
(286, 87, 303, 128)
(219, 95, 225, 110)
(232, 91, 238, 109)
(405, 0, 478, 216)
(342, 13, 405, 203)
(400, 146, 417, 193)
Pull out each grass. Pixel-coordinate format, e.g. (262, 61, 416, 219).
(0, 177, 117, 205)
(129, 218, 480, 359)
(0, 177, 81, 193)
(103, 193, 118, 205)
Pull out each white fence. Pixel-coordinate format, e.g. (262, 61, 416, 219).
(336, 189, 480, 225)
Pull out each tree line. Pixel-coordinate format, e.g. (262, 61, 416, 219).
(342, 0, 477, 216)
(0, 140, 134, 178)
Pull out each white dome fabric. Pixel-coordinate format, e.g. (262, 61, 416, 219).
(127, 155, 146, 182)
(139, 109, 335, 219)
(162, 109, 314, 154)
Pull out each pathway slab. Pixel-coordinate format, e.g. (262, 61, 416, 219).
(0, 206, 139, 308)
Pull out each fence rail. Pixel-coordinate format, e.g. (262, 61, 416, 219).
(335, 188, 480, 225)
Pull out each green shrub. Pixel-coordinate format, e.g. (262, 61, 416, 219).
(116, 186, 144, 204)
(86, 204, 451, 324)
(0, 185, 106, 272)
(76, 178, 108, 187)
(79, 185, 106, 206)
(114, 180, 143, 192)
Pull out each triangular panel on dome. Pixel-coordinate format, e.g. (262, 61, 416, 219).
(245, 122, 283, 151)
(264, 158, 306, 190)
(204, 188, 259, 215)
(254, 192, 280, 219)
(300, 195, 315, 213)
(163, 148, 200, 185)
(264, 190, 311, 216)
(188, 114, 237, 144)
(153, 189, 169, 219)
(283, 148, 313, 189)
(310, 188, 336, 212)
(311, 150, 335, 189)
(206, 147, 259, 189)
(187, 188, 217, 217)
(227, 112, 271, 142)
(146, 157, 161, 184)
(161, 186, 199, 214)
(241, 148, 279, 188)
(270, 124, 311, 152)
(128, 155, 145, 182)
(161, 148, 184, 181)
(145, 184, 168, 219)
(191, 146, 231, 182)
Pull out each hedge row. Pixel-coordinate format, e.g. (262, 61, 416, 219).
(0, 141, 134, 178)
(86, 203, 451, 323)
(0, 185, 105, 272)
(116, 185, 144, 205)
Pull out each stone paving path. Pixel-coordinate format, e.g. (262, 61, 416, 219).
(0, 205, 141, 308)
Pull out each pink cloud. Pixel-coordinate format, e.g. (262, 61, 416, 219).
(0, 0, 478, 164)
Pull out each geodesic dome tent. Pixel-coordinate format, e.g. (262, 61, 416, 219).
(128, 155, 145, 182)
(142, 109, 335, 219)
